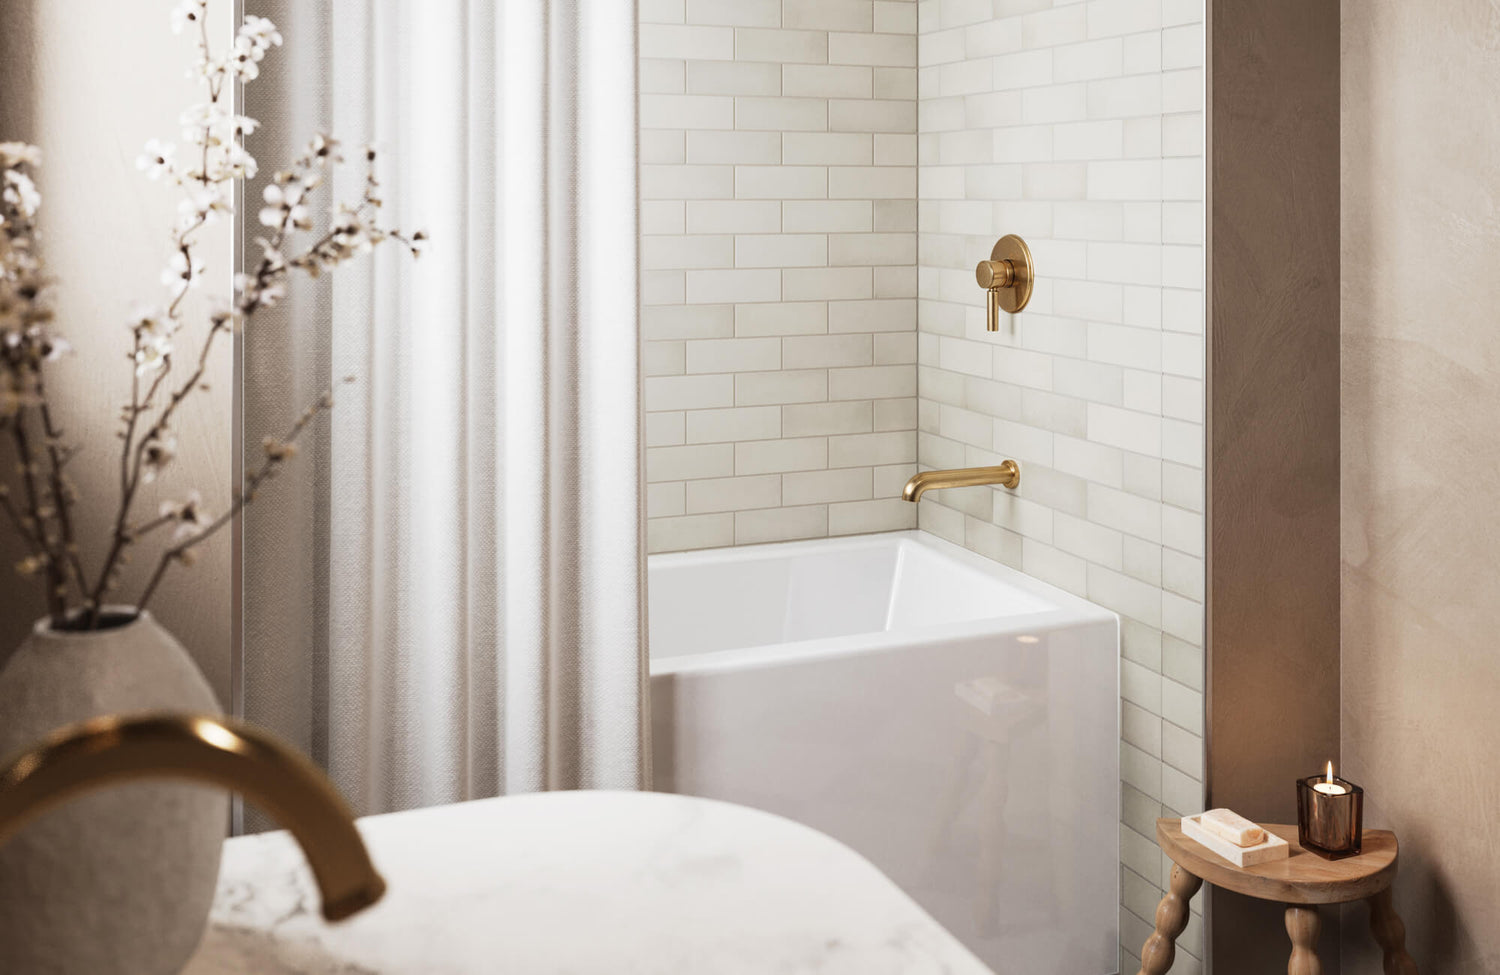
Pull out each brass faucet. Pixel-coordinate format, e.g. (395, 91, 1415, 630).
(0, 712, 385, 922)
(902, 461, 1021, 502)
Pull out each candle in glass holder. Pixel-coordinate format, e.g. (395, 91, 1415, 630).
(1297, 761, 1364, 859)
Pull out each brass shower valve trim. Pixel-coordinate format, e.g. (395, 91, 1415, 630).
(975, 234, 1035, 330)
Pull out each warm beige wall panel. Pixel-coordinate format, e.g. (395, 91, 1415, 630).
(1208, 0, 1341, 969)
(1342, 2, 1500, 970)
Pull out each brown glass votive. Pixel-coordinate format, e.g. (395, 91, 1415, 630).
(1296, 774, 1364, 859)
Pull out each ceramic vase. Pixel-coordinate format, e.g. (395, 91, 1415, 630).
(0, 609, 229, 975)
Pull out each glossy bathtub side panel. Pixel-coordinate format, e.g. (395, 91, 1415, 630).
(652, 620, 1119, 974)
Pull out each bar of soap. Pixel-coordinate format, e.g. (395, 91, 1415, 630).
(1200, 808, 1265, 848)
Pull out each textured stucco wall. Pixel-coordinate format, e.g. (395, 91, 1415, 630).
(1341, 2, 1500, 971)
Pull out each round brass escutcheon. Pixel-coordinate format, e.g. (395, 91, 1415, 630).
(974, 234, 1035, 314)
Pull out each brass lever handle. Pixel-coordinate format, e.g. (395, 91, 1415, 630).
(975, 234, 1035, 330)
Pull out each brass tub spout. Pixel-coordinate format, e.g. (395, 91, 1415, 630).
(901, 461, 1021, 502)
(0, 712, 385, 922)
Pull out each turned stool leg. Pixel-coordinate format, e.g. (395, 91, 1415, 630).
(1285, 905, 1322, 975)
(1367, 888, 1420, 975)
(1136, 864, 1201, 975)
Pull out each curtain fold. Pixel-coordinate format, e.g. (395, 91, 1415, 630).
(243, 0, 644, 818)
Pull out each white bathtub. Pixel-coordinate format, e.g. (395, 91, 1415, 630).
(649, 530, 1119, 974)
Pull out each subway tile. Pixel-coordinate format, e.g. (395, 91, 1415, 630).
(830, 364, 917, 400)
(644, 303, 735, 340)
(643, 234, 735, 270)
(687, 199, 782, 234)
(646, 373, 736, 412)
(736, 165, 830, 198)
(831, 99, 919, 133)
(647, 443, 735, 482)
(641, 130, 687, 165)
(829, 166, 917, 199)
(783, 266, 874, 301)
(873, 67, 917, 100)
(686, 405, 782, 444)
(736, 234, 829, 268)
(642, 24, 735, 60)
(734, 28, 829, 64)
(783, 400, 874, 437)
(686, 60, 782, 95)
(641, 59, 686, 94)
(783, 200, 874, 232)
(687, 0, 780, 28)
(735, 301, 829, 336)
(736, 436, 829, 474)
(646, 340, 686, 377)
(783, 132, 874, 166)
(784, 466, 873, 505)
(687, 130, 783, 165)
(648, 513, 734, 553)
(641, 164, 734, 200)
(686, 336, 782, 373)
(646, 411, 686, 449)
(873, 2, 916, 35)
(784, 0, 873, 32)
(736, 96, 830, 132)
(735, 504, 829, 544)
(735, 369, 829, 405)
(829, 431, 916, 467)
(685, 473, 782, 513)
(647, 480, 685, 517)
(829, 497, 915, 534)
(686, 268, 782, 303)
(828, 31, 917, 67)
(640, 0, 685, 25)
(642, 200, 686, 235)
(783, 333, 874, 369)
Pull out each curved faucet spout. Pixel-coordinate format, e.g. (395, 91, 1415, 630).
(901, 461, 1021, 502)
(0, 712, 385, 922)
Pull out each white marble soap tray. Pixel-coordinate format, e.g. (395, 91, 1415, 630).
(1180, 815, 1289, 868)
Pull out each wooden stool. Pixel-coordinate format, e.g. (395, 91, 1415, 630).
(1136, 819, 1419, 975)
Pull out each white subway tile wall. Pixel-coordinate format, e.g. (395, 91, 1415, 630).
(641, 0, 921, 553)
(916, 1, 1205, 971)
(640, 0, 1204, 966)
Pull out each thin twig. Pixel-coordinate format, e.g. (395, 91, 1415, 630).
(137, 393, 333, 613)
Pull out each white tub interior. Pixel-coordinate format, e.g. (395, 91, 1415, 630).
(650, 533, 1054, 659)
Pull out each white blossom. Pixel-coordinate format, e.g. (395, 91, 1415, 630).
(161, 490, 210, 541)
(259, 181, 310, 230)
(0, 142, 41, 167)
(239, 16, 283, 51)
(177, 183, 231, 225)
(216, 143, 257, 181)
(140, 433, 177, 482)
(160, 251, 203, 297)
(169, 0, 206, 35)
(230, 36, 263, 81)
(136, 139, 177, 181)
(2, 170, 40, 217)
(134, 332, 173, 376)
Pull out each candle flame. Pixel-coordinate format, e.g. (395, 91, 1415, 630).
(1326, 760, 1335, 785)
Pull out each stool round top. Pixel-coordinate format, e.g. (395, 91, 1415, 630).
(1156, 819, 1398, 905)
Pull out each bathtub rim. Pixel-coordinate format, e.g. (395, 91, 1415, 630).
(648, 529, 1120, 677)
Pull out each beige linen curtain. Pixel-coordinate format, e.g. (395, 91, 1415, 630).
(242, 0, 645, 819)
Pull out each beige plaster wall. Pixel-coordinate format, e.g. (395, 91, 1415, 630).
(1206, 0, 1342, 968)
(0, 1, 235, 701)
(1341, 2, 1500, 971)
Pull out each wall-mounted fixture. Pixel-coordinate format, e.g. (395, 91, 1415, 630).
(901, 461, 1021, 502)
(975, 234, 1035, 330)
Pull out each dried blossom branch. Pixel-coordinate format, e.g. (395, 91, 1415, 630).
(136, 385, 342, 613)
(0, 3, 420, 629)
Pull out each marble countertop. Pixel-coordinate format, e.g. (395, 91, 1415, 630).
(183, 790, 991, 974)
